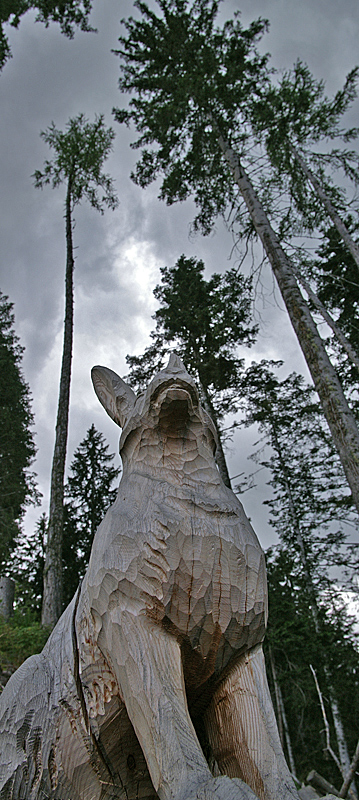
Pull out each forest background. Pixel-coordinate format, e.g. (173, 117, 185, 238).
(1, 0, 358, 549)
(1, 0, 359, 794)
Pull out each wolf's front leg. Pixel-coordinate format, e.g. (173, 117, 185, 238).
(99, 609, 260, 800)
(203, 644, 299, 800)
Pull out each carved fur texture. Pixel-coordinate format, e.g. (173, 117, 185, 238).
(0, 355, 299, 800)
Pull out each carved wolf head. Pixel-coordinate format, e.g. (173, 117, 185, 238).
(91, 354, 218, 465)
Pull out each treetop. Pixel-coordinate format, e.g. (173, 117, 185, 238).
(113, 0, 270, 233)
(1, 1, 95, 70)
(32, 113, 119, 213)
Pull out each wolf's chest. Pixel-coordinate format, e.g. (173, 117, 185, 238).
(129, 492, 266, 674)
(88, 484, 266, 677)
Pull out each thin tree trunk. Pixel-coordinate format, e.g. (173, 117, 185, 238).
(198, 379, 231, 488)
(268, 643, 297, 779)
(292, 264, 359, 372)
(310, 667, 357, 799)
(216, 131, 359, 518)
(271, 423, 356, 796)
(42, 175, 74, 627)
(340, 739, 359, 798)
(290, 144, 359, 272)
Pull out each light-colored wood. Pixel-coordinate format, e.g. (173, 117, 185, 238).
(0, 355, 299, 800)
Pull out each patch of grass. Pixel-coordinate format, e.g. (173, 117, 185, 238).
(0, 611, 50, 676)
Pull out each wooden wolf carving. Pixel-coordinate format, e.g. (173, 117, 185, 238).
(0, 355, 299, 800)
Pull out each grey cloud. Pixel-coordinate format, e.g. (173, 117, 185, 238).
(1, 0, 358, 550)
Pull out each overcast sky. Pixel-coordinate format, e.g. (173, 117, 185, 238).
(1, 0, 359, 551)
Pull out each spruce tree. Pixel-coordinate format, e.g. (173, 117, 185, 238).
(33, 114, 118, 626)
(265, 548, 359, 791)
(126, 255, 257, 486)
(237, 360, 356, 587)
(0, 291, 38, 570)
(309, 218, 359, 399)
(62, 425, 120, 607)
(250, 60, 359, 267)
(8, 513, 47, 619)
(114, 0, 359, 519)
(237, 359, 358, 788)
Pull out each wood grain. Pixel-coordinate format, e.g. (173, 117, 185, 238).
(0, 355, 299, 800)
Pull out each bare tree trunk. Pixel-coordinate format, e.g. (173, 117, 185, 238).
(0, 577, 14, 619)
(310, 667, 357, 799)
(292, 264, 359, 372)
(268, 643, 297, 779)
(340, 739, 359, 798)
(41, 175, 74, 628)
(290, 144, 359, 272)
(216, 132, 359, 518)
(198, 380, 231, 488)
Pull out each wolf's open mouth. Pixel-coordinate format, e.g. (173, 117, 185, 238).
(157, 387, 195, 433)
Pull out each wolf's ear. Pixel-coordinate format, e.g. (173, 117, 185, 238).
(91, 366, 136, 429)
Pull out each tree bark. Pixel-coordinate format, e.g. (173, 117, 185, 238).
(307, 769, 340, 797)
(216, 132, 359, 519)
(41, 174, 74, 627)
(0, 577, 14, 619)
(268, 643, 297, 779)
(340, 739, 359, 798)
(271, 424, 356, 795)
(198, 379, 231, 488)
(290, 144, 359, 273)
(292, 264, 359, 372)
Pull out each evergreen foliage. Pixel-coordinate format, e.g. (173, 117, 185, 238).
(237, 360, 359, 786)
(249, 60, 359, 234)
(309, 219, 359, 398)
(0, 291, 39, 570)
(62, 425, 120, 607)
(0, 0, 94, 69)
(127, 254, 257, 419)
(237, 360, 356, 588)
(33, 114, 118, 214)
(8, 426, 120, 616)
(265, 549, 359, 788)
(8, 513, 46, 618)
(113, 0, 269, 235)
(115, 0, 359, 523)
(34, 113, 118, 626)
(127, 255, 257, 486)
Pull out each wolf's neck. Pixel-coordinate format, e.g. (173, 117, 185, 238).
(121, 431, 223, 491)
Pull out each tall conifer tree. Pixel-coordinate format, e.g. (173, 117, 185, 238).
(62, 425, 120, 606)
(33, 114, 118, 626)
(237, 360, 358, 788)
(114, 0, 359, 518)
(126, 255, 257, 487)
(0, 291, 38, 569)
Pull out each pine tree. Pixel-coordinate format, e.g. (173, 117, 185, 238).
(33, 115, 118, 626)
(114, 0, 359, 519)
(0, 291, 39, 570)
(309, 218, 359, 400)
(237, 359, 359, 789)
(126, 255, 257, 486)
(61, 425, 120, 607)
(250, 60, 359, 267)
(8, 513, 47, 619)
(265, 548, 359, 791)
